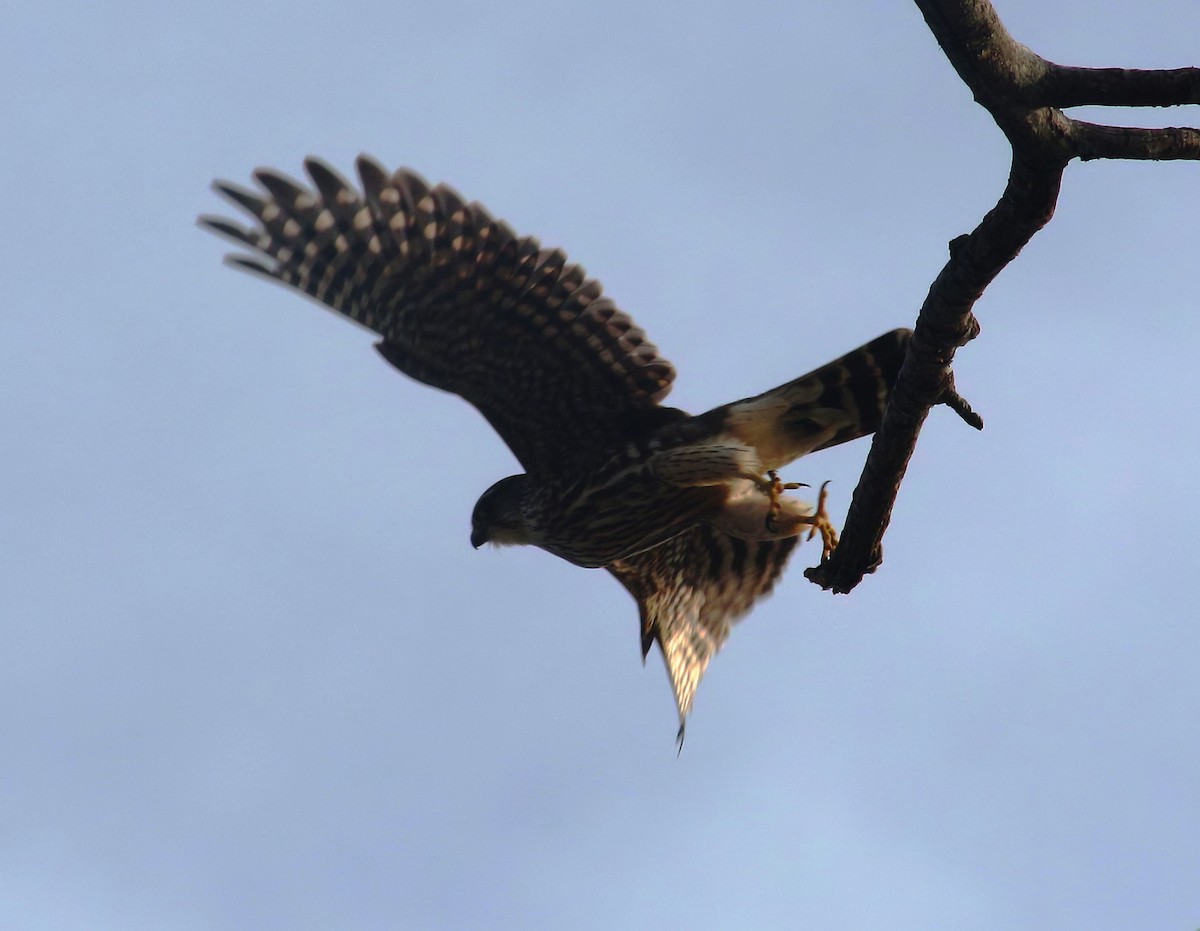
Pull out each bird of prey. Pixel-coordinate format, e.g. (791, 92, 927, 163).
(200, 155, 909, 743)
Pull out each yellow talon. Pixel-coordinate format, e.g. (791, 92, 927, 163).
(805, 480, 838, 561)
(759, 473, 839, 558)
(761, 470, 808, 535)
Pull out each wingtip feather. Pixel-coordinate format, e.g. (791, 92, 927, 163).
(198, 214, 254, 246)
(223, 254, 275, 278)
(211, 179, 265, 215)
(304, 156, 355, 205)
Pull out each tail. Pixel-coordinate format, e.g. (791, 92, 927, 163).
(704, 328, 910, 471)
(607, 525, 801, 746)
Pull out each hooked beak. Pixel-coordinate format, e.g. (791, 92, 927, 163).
(470, 527, 488, 549)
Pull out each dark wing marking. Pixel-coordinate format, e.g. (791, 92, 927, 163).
(607, 526, 799, 745)
(200, 155, 676, 476)
(786, 327, 910, 453)
(689, 328, 911, 471)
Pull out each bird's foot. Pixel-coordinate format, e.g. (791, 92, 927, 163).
(758, 470, 807, 535)
(803, 480, 839, 561)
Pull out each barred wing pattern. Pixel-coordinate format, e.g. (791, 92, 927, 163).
(768, 328, 910, 456)
(608, 526, 800, 744)
(693, 328, 911, 473)
(200, 156, 676, 476)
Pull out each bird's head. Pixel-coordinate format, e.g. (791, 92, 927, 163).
(470, 474, 533, 550)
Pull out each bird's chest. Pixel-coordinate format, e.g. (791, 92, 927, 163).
(528, 457, 723, 568)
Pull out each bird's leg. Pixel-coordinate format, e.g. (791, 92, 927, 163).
(751, 474, 838, 559)
(756, 470, 807, 535)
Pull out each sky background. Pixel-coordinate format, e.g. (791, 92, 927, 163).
(4, 1, 1200, 928)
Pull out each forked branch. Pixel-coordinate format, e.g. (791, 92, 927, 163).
(807, 0, 1200, 593)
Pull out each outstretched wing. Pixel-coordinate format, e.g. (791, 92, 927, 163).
(607, 526, 799, 744)
(697, 328, 911, 471)
(200, 156, 676, 477)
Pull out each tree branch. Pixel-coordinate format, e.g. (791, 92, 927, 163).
(807, 0, 1200, 593)
(807, 155, 1060, 592)
(1067, 120, 1200, 161)
(1038, 66, 1200, 109)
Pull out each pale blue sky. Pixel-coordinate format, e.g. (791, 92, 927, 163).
(3, 1, 1200, 928)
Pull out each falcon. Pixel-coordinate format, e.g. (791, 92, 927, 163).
(200, 156, 909, 743)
